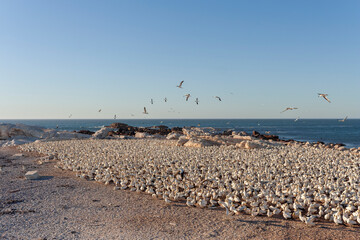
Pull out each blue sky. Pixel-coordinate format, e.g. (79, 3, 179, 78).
(0, 0, 359, 119)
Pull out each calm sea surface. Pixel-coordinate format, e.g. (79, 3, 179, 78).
(1, 119, 360, 148)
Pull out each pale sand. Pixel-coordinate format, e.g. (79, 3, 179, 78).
(1, 146, 359, 240)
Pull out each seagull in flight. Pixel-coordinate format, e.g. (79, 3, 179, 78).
(177, 80, 184, 88)
(184, 94, 191, 101)
(339, 116, 348, 122)
(318, 93, 331, 103)
(143, 107, 148, 114)
(68, 114, 72, 118)
(294, 116, 300, 122)
(214, 96, 222, 101)
(98, 109, 102, 112)
(195, 98, 199, 105)
(281, 107, 298, 113)
(164, 97, 167, 102)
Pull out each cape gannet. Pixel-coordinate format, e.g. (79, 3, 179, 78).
(177, 80, 184, 88)
(318, 93, 331, 103)
(281, 107, 298, 113)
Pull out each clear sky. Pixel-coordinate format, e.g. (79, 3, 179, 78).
(0, 0, 359, 119)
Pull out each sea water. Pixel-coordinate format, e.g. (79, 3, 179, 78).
(1, 119, 360, 148)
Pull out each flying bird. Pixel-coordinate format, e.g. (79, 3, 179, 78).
(281, 107, 298, 113)
(294, 116, 300, 122)
(143, 107, 148, 114)
(68, 114, 72, 118)
(151, 99, 154, 104)
(177, 80, 184, 88)
(98, 109, 102, 112)
(318, 93, 331, 103)
(195, 98, 199, 105)
(164, 97, 167, 102)
(339, 116, 348, 122)
(184, 94, 191, 101)
(214, 96, 222, 101)
(114, 114, 116, 119)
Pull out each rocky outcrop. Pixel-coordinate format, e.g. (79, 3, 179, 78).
(166, 132, 182, 140)
(135, 132, 149, 138)
(0, 123, 91, 146)
(92, 127, 116, 139)
(183, 138, 221, 148)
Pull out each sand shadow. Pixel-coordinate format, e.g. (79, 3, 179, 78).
(33, 176, 54, 181)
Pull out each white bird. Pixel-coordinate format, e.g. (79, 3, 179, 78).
(214, 96, 222, 101)
(281, 107, 298, 113)
(318, 93, 331, 103)
(338, 116, 348, 122)
(177, 80, 184, 88)
(294, 117, 299, 122)
(143, 107, 148, 114)
(184, 94, 191, 101)
(195, 98, 199, 105)
(68, 114, 72, 118)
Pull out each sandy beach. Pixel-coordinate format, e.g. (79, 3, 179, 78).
(1, 139, 360, 240)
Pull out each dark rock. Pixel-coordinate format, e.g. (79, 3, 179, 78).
(252, 131, 261, 138)
(109, 122, 129, 129)
(171, 127, 183, 133)
(261, 134, 279, 141)
(77, 130, 95, 135)
(222, 130, 233, 136)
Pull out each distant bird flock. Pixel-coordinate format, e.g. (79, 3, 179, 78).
(68, 80, 347, 120)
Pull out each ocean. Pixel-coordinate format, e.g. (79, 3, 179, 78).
(1, 119, 360, 148)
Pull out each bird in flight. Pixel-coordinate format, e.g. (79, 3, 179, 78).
(164, 97, 167, 102)
(318, 93, 331, 103)
(184, 94, 191, 101)
(114, 114, 116, 119)
(195, 98, 199, 105)
(281, 107, 298, 113)
(338, 116, 348, 122)
(177, 80, 184, 88)
(294, 116, 300, 122)
(143, 107, 148, 114)
(68, 114, 72, 118)
(98, 109, 102, 112)
(214, 96, 222, 101)
(151, 99, 154, 104)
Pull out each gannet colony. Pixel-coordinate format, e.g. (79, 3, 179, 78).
(19, 131, 360, 227)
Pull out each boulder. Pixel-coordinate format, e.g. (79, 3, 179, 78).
(183, 138, 220, 148)
(171, 127, 183, 133)
(176, 137, 189, 146)
(252, 131, 261, 138)
(77, 130, 95, 135)
(236, 140, 264, 149)
(166, 132, 181, 140)
(25, 171, 40, 180)
(92, 127, 116, 139)
(0, 123, 48, 139)
(135, 132, 149, 138)
(233, 135, 253, 140)
(109, 122, 129, 129)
